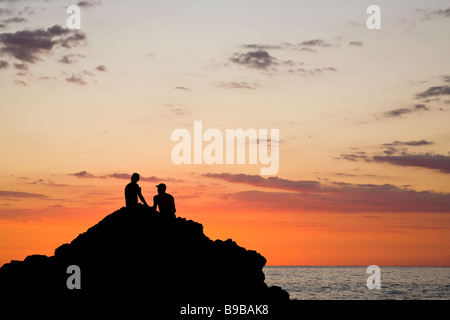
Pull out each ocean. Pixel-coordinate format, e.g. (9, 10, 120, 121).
(263, 266, 450, 300)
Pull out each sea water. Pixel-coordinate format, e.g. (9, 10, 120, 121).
(263, 266, 450, 300)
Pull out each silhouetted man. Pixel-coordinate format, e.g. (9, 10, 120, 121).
(153, 183, 176, 217)
(125, 173, 148, 209)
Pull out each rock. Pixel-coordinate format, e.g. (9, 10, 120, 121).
(0, 205, 290, 316)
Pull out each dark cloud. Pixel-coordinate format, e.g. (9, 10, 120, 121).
(95, 64, 106, 72)
(373, 153, 450, 174)
(340, 140, 449, 174)
(0, 190, 47, 199)
(69, 171, 183, 182)
(0, 59, 8, 69)
(382, 104, 430, 118)
(2, 17, 28, 24)
(0, 25, 86, 63)
(383, 140, 433, 147)
(290, 66, 337, 76)
(242, 44, 283, 50)
(298, 39, 331, 47)
(13, 62, 27, 70)
(69, 170, 98, 178)
(416, 7, 450, 19)
(205, 173, 450, 213)
(298, 47, 317, 53)
(58, 32, 86, 49)
(204, 173, 320, 193)
(431, 8, 450, 17)
(229, 50, 278, 69)
(218, 82, 257, 90)
(416, 85, 450, 99)
(66, 74, 86, 85)
(174, 86, 191, 91)
(58, 54, 85, 64)
(339, 152, 369, 162)
(77, 0, 101, 8)
(107, 173, 170, 182)
(348, 41, 363, 47)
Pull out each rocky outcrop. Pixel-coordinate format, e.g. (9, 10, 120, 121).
(0, 205, 289, 315)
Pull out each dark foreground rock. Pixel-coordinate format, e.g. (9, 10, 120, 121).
(0, 206, 292, 317)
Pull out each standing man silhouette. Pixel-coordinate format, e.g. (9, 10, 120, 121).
(125, 173, 148, 209)
(153, 183, 176, 217)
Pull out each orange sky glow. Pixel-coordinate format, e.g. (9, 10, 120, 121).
(1, 0, 450, 267)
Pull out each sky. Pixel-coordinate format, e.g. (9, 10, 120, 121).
(0, 0, 450, 267)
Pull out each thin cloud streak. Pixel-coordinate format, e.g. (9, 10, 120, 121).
(204, 173, 450, 213)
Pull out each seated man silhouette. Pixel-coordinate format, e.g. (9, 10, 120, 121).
(153, 183, 176, 217)
(125, 173, 149, 209)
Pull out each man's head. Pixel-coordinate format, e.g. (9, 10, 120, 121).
(156, 183, 166, 194)
(131, 173, 140, 183)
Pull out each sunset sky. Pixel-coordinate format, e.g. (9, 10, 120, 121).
(1, 0, 450, 267)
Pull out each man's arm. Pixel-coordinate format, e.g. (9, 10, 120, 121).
(137, 187, 148, 206)
(171, 195, 176, 214)
(153, 195, 158, 211)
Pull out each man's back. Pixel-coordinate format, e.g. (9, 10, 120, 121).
(125, 182, 140, 208)
(153, 193, 176, 216)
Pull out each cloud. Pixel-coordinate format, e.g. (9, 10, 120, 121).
(381, 104, 430, 118)
(13, 62, 28, 70)
(416, 85, 450, 99)
(58, 54, 85, 64)
(107, 173, 168, 182)
(203, 173, 321, 193)
(69, 171, 183, 182)
(95, 64, 106, 72)
(298, 39, 331, 47)
(0, 8, 13, 16)
(0, 190, 47, 199)
(25, 179, 69, 187)
(204, 173, 450, 213)
(372, 153, 450, 174)
(380, 140, 433, 155)
(339, 140, 449, 174)
(416, 8, 450, 19)
(69, 170, 97, 178)
(348, 41, 363, 47)
(14, 79, 26, 86)
(174, 86, 191, 91)
(77, 0, 101, 8)
(298, 47, 317, 53)
(66, 74, 87, 85)
(229, 49, 278, 69)
(290, 66, 337, 76)
(2, 17, 28, 24)
(0, 59, 8, 69)
(383, 140, 433, 147)
(0, 25, 86, 63)
(218, 82, 257, 90)
(339, 152, 369, 162)
(242, 44, 283, 50)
